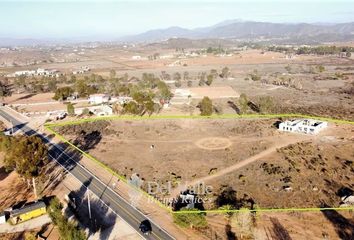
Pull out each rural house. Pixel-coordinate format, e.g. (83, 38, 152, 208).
(279, 119, 328, 134)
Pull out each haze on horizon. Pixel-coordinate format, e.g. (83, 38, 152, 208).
(0, 0, 354, 40)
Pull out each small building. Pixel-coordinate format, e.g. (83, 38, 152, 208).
(0, 212, 6, 224)
(89, 94, 110, 105)
(279, 119, 327, 134)
(9, 201, 46, 225)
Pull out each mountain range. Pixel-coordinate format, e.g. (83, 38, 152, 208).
(1, 20, 354, 46)
(119, 20, 354, 44)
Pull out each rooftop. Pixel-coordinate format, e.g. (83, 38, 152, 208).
(10, 201, 46, 217)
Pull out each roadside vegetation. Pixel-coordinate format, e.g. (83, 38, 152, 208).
(173, 208, 208, 228)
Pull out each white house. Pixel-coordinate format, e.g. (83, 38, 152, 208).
(89, 94, 110, 105)
(279, 119, 328, 134)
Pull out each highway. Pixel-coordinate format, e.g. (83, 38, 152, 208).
(0, 107, 175, 240)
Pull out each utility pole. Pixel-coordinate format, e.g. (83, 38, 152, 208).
(87, 188, 92, 220)
(10, 120, 14, 135)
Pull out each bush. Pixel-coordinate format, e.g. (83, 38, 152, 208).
(199, 97, 213, 116)
(173, 208, 208, 228)
(53, 87, 73, 101)
(67, 103, 75, 116)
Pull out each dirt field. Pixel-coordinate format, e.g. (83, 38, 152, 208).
(206, 123, 354, 209)
(57, 119, 340, 204)
(203, 210, 354, 240)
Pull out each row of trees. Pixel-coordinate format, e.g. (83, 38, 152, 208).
(267, 45, 353, 57)
(198, 93, 274, 117)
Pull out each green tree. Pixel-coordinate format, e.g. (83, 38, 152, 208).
(15, 75, 26, 88)
(3, 135, 48, 198)
(58, 75, 68, 83)
(199, 96, 213, 116)
(48, 78, 57, 92)
(48, 198, 86, 240)
(230, 208, 254, 239)
(70, 75, 77, 83)
(67, 103, 75, 116)
(210, 69, 218, 77)
(53, 87, 73, 101)
(183, 71, 189, 80)
(82, 108, 91, 116)
(24, 233, 37, 240)
(123, 101, 141, 115)
(173, 72, 181, 81)
(206, 75, 214, 86)
(239, 93, 249, 114)
(75, 79, 97, 97)
(284, 65, 292, 73)
(250, 70, 261, 81)
(316, 65, 325, 73)
(110, 69, 116, 79)
(173, 208, 208, 228)
(257, 96, 274, 114)
(157, 81, 173, 101)
(221, 67, 230, 78)
(175, 79, 182, 88)
(0, 81, 11, 98)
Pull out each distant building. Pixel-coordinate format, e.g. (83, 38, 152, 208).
(72, 66, 90, 75)
(132, 55, 142, 60)
(14, 70, 36, 77)
(9, 201, 46, 225)
(279, 119, 327, 134)
(11, 68, 60, 78)
(89, 94, 110, 105)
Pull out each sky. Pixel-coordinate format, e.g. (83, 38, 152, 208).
(0, 0, 353, 39)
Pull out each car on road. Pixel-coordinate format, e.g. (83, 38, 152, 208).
(139, 220, 152, 235)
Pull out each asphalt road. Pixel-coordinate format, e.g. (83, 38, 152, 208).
(0, 107, 175, 240)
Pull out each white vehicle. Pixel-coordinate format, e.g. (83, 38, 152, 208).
(56, 112, 67, 120)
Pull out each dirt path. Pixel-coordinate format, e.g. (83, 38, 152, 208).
(171, 134, 313, 197)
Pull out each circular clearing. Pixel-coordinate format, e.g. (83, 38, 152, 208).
(195, 137, 232, 150)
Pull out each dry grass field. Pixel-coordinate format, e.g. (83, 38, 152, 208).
(53, 117, 353, 210)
